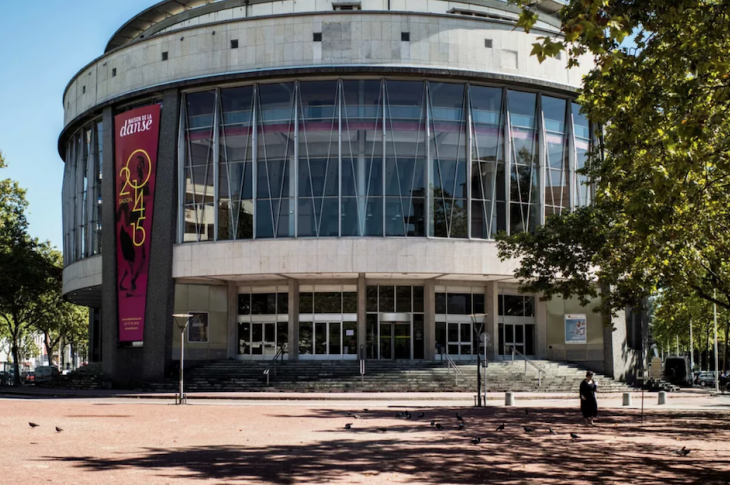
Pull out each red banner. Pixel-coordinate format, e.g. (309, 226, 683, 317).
(114, 105, 161, 342)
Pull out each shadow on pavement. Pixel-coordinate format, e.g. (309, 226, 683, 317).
(46, 407, 730, 484)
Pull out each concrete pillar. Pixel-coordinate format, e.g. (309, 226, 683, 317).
(357, 273, 366, 358)
(100, 89, 180, 385)
(227, 281, 237, 358)
(424, 278, 436, 360)
(486, 281, 499, 361)
(288, 279, 299, 360)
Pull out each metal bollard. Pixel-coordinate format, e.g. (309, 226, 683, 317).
(657, 391, 667, 405)
(622, 392, 632, 406)
(505, 391, 514, 406)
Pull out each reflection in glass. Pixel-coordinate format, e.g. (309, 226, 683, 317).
(543, 96, 569, 217)
(329, 322, 341, 354)
(299, 322, 313, 354)
(573, 103, 592, 207)
(508, 91, 539, 235)
(315, 322, 327, 354)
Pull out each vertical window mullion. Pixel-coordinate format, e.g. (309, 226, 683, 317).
(503, 88, 511, 235)
(337, 80, 343, 238)
(177, 95, 187, 244)
(252, 85, 258, 239)
(382, 79, 387, 237)
(466, 84, 473, 240)
(213, 89, 221, 241)
(567, 102, 576, 212)
(293, 82, 299, 238)
(425, 81, 432, 237)
(537, 93, 545, 228)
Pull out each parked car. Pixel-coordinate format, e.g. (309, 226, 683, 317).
(695, 371, 717, 387)
(22, 371, 35, 385)
(34, 366, 60, 384)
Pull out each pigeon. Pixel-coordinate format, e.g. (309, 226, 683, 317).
(352, 414, 361, 419)
(405, 411, 412, 420)
(435, 423, 444, 430)
(363, 409, 369, 412)
(471, 437, 481, 445)
(29, 423, 39, 428)
(570, 433, 580, 440)
(431, 420, 436, 427)
(456, 413, 464, 423)
(377, 428, 387, 433)
(458, 422, 466, 431)
(673, 446, 690, 457)
(55, 427, 63, 433)
(417, 412, 425, 419)
(549, 428, 557, 435)
(496, 423, 505, 431)
(344, 423, 353, 430)
(523, 426, 535, 433)
(395, 412, 404, 419)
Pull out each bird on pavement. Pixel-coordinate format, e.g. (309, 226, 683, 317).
(29, 423, 39, 428)
(436, 423, 444, 430)
(549, 428, 557, 435)
(405, 411, 412, 420)
(395, 412, 405, 419)
(363, 409, 369, 412)
(523, 426, 535, 433)
(377, 428, 387, 433)
(673, 446, 691, 457)
(456, 413, 464, 423)
(458, 422, 466, 431)
(471, 437, 481, 445)
(344, 423, 353, 430)
(496, 423, 505, 431)
(352, 414, 361, 419)
(431, 420, 436, 427)
(570, 433, 580, 440)
(55, 427, 63, 433)
(417, 412, 425, 419)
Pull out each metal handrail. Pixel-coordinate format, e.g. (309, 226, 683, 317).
(263, 345, 286, 386)
(437, 345, 462, 384)
(510, 345, 546, 386)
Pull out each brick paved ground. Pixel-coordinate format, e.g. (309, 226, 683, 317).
(0, 396, 728, 484)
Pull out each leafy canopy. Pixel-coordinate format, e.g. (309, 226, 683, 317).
(500, 0, 730, 318)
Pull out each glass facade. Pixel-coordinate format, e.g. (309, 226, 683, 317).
(62, 120, 103, 266)
(177, 79, 594, 243)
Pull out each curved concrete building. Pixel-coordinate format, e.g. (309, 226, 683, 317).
(59, 0, 634, 385)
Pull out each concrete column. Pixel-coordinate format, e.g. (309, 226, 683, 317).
(357, 273, 366, 358)
(536, 292, 548, 359)
(227, 281, 237, 358)
(486, 281, 499, 361)
(288, 279, 299, 360)
(100, 90, 180, 385)
(424, 278, 436, 360)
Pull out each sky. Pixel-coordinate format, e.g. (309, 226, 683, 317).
(0, 1, 159, 249)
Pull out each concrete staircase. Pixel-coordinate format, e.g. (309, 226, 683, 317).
(147, 359, 632, 393)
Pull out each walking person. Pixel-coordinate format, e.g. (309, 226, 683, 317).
(580, 371, 598, 426)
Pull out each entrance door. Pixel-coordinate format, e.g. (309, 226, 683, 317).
(447, 322, 473, 356)
(252, 322, 277, 356)
(379, 322, 411, 359)
(501, 323, 525, 355)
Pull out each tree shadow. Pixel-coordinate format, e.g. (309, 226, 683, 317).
(46, 407, 730, 484)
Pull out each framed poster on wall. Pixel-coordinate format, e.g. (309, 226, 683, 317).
(565, 314, 587, 344)
(187, 312, 209, 343)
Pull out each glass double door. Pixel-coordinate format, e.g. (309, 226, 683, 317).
(239, 321, 287, 357)
(447, 322, 473, 355)
(379, 322, 411, 359)
(300, 321, 357, 358)
(498, 322, 535, 356)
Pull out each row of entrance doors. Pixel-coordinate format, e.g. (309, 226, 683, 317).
(239, 320, 535, 359)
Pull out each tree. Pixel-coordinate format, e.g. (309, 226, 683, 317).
(0, 152, 61, 385)
(31, 249, 88, 367)
(499, 2, 730, 323)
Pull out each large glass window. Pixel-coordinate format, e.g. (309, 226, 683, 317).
(176, 80, 594, 244)
(366, 285, 425, 359)
(429, 82, 468, 238)
(508, 91, 539, 234)
(219, 86, 255, 240)
(543, 96, 569, 217)
(184, 91, 216, 242)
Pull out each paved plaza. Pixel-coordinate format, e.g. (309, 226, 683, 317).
(0, 393, 728, 484)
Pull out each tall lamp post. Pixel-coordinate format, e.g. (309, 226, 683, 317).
(173, 314, 192, 405)
(470, 314, 487, 407)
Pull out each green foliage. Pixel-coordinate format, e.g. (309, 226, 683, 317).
(500, 1, 730, 321)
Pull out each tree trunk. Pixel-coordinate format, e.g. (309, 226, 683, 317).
(43, 332, 55, 367)
(11, 341, 21, 386)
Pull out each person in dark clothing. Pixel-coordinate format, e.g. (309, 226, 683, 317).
(580, 370, 598, 426)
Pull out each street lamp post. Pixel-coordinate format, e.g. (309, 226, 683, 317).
(470, 314, 487, 407)
(173, 314, 193, 405)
